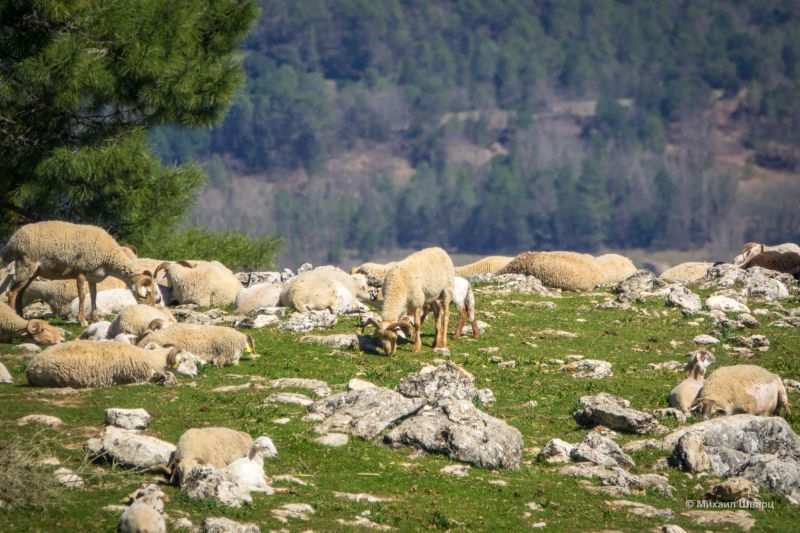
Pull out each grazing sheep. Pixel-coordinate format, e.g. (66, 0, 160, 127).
(0, 301, 65, 345)
(594, 253, 638, 285)
(691, 365, 791, 418)
(169, 427, 254, 486)
(668, 350, 715, 413)
(454, 256, 514, 277)
(22, 277, 126, 318)
(154, 260, 242, 307)
(25, 340, 195, 388)
(350, 261, 397, 286)
(1, 221, 158, 326)
(138, 323, 254, 366)
(734, 242, 800, 265)
(422, 276, 479, 339)
(361, 247, 454, 354)
(740, 251, 800, 280)
(223, 436, 278, 495)
(659, 262, 714, 284)
(235, 283, 284, 315)
(281, 266, 367, 313)
(109, 304, 176, 338)
(118, 484, 166, 533)
(496, 251, 605, 291)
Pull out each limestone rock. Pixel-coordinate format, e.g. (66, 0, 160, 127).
(269, 377, 331, 397)
(604, 499, 673, 519)
(705, 477, 755, 501)
(263, 392, 314, 407)
(440, 464, 471, 476)
(234, 314, 278, 329)
(570, 432, 635, 468)
(272, 503, 314, 523)
(16, 343, 41, 354)
(395, 361, 477, 402)
(54, 467, 84, 488)
(538, 438, 576, 464)
(315, 433, 349, 447)
(17, 414, 62, 427)
(654, 408, 687, 424)
(573, 393, 662, 434)
(203, 516, 261, 533)
(613, 269, 661, 296)
(682, 510, 755, 531)
(693, 334, 719, 345)
(90, 426, 175, 471)
(300, 333, 376, 351)
(666, 286, 702, 314)
(105, 408, 151, 430)
(278, 310, 337, 332)
(477, 388, 496, 404)
(706, 295, 750, 313)
(560, 359, 612, 379)
(0, 362, 12, 384)
(731, 334, 769, 349)
(183, 465, 252, 508)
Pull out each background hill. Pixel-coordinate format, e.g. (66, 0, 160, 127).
(151, 0, 800, 267)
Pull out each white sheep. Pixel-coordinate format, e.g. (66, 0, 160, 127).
(1, 221, 158, 326)
(281, 266, 367, 313)
(67, 288, 140, 321)
(22, 277, 127, 318)
(594, 253, 638, 285)
(454, 256, 514, 277)
(154, 260, 242, 307)
(734, 242, 800, 265)
(350, 261, 397, 287)
(78, 320, 113, 341)
(108, 304, 176, 338)
(169, 427, 254, 486)
(658, 262, 714, 284)
(668, 350, 715, 413)
(223, 436, 278, 495)
(496, 251, 605, 291)
(235, 283, 284, 315)
(138, 323, 254, 366)
(361, 247, 454, 354)
(0, 301, 65, 345)
(118, 484, 166, 533)
(421, 276, 479, 339)
(25, 340, 196, 388)
(691, 364, 791, 418)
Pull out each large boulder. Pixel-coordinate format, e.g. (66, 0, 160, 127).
(395, 361, 478, 402)
(182, 465, 252, 508)
(573, 393, 663, 434)
(665, 285, 702, 314)
(86, 426, 175, 471)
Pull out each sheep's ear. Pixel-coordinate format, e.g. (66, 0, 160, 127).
(147, 318, 166, 331)
(350, 266, 358, 275)
(123, 243, 138, 256)
(166, 347, 181, 368)
(143, 342, 161, 350)
(395, 318, 415, 336)
(26, 320, 42, 335)
(153, 262, 172, 281)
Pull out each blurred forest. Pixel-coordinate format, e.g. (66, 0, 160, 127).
(150, 0, 800, 266)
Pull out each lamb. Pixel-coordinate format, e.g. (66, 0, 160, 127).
(734, 242, 800, 265)
(668, 350, 715, 412)
(235, 283, 284, 315)
(454, 256, 514, 277)
(138, 323, 254, 366)
(169, 427, 254, 486)
(281, 266, 368, 313)
(691, 364, 791, 418)
(740, 250, 800, 280)
(22, 277, 126, 317)
(67, 288, 139, 320)
(118, 484, 166, 533)
(25, 340, 196, 388)
(496, 251, 605, 291)
(1, 221, 158, 326)
(78, 320, 113, 341)
(223, 436, 278, 495)
(350, 261, 397, 287)
(108, 304, 176, 338)
(0, 301, 65, 345)
(421, 276, 479, 339)
(361, 247, 454, 354)
(594, 253, 638, 285)
(658, 262, 714, 284)
(154, 260, 242, 307)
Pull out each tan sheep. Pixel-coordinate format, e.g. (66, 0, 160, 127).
(361, 247, 454, 354)
(350, 261, 397, 286)
(138, 323, 254, 366)
(154, 260, 242, 307)
(281, 266, 367, 313)
(118, 484, 166, 533)
(2, 221, 158, 326)
(21, 277, 126, 318)
(235, 283, 284, 315)
(594, 253, 638, 285)
(169, 427, 254, 486)
(25, 340, 193, 388)
(658, 262, 714, 284)
(421, 276, 479, 339)
(734, 242, 800, 265)
(108, 304, 177, 338)
(668, 350, 715, 412)
(0, 301, 65, 345)
(496, 251, 605, 291)
(691, 364, 791, 418)
(454, 256, 514, 277)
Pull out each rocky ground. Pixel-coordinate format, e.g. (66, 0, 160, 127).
(1, 265, 799, 531)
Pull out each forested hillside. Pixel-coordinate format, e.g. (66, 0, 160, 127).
(151, 0, 800, 266)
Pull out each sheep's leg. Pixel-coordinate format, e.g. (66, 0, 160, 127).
(7, 261, 39, 316)
(76, 275, 88, 327)
(470, 317, 481, 339)
(452, 307, 466, 340)
(412, 307, 422, 353)
(89, 280, 100, 322)
(439, 291, 450, 349)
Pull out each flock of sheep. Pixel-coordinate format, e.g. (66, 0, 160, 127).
(1, 219, 800, 530)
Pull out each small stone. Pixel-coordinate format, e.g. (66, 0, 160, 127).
(315, 433, 349, 447)
(54, 468, 84, 488)
(274, 475, 309, 486)
(271, 503, 314, 524)
(705, 477, 755, 502)
(478, 347, 500, 353)
(104, 408, 151, 430)
(477, 388, 496, 404)
(433, 347, 451, 357)
(333, 492, 397, 503)
(16, 343, 41, 354)
(522, 400, 538, 408)
(682, 510, 755, 531)
(348, 378, 376, 391)
(497, 360, 516, 369)
(17, 414, 62, 427)
(526, 502, 543, 511)
(273, 417, 291, 425)
(172, 517, 195, 530)
(706, 295, 750, 314)
(604, 499, 673, 519)
(263, 392, 314, 407)
(203, 516, 261, 533)
(537, 439, 575, 464)
(440, 464, 470, 476)
(660, 525, 687, 533)
(560, 359, 612, 379)
(531, 522, 547, 529)
(653, 408, 687, 424)
(693, 334, 719, 345)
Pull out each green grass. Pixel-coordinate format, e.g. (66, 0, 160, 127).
(1, 286, 799, 532)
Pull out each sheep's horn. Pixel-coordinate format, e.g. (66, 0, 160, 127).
(153, 262, 172, 282)
(176, 260, 194, 268)
(122, 243, 138, 256)
(360, 317, 382, 334)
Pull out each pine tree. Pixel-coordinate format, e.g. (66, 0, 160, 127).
(0, 0, 259, 243)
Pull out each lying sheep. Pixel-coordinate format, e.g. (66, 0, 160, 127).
(658, 262, 714, 284)
(2, 221, 158, 326)
(594, 253, 637, 285)
(67, 288, 139, 321)
(108, 304, 176, 338)
(421, 276, 479, 339)
(350, 261, 397, 287)
(79, 321, 113, 341)
(496, 251, 605, 291)
(740, 251, 800, 280)
(361, 247, 454, 354)
(118, 484, 166, 533)
(138, 323, 254, 366)
(281, 266, 367, 313)
(25, 340, 196, 388)
(734, 242, 800, 265)
(0, 301, 65, 345)
(169, 427, 254, 486)
(454, 256, 514, 277)
(155, 260, 242, 307)
(223, 436, 278, 495)
(235, 283, 284, 315)
(22, 277, 126, 317)
(668, 350, 715, 412)
(691, 364, 791, 418)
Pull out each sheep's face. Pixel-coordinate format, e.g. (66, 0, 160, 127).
(685, 349, 715, 374)
(165, 347, 200, 378)
(361, 318, 413, 355)
(691, 398, 727, 419)
(253, 436, 278, 459)
(27, 319, 65, 345)
(131, 272, 159, 304)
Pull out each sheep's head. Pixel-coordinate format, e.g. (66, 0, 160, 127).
(130, 271, 158, 304)
(360, 317, 414, 355)
(163, 346, 200, 378)
(128, 484, 167, 510)
(741, 242, 765, 262)
(690, 398, 727, 419)
(685, 349, 715, 375)
(26, 319, 65, 345)
(251, 435, 278, 459)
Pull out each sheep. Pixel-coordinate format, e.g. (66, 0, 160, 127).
(691, 364, 791, 418)
(223, 436, 278, 495)
(67, 288, 140, 321)
(169, 427, 254, 486)
(594, 253, 638, 285)
(1, 221, 158, 326)
(659, 262, 714, 284)
(361, 247, 454, 354)
(281, 266, 368, 313)
(25, 340, 196, 388)
(118, 484, 166, 533)
(421, 276, 479, 340)
(235, 283, 284, 315)
(154, 260, 242, 307)
(350, 261, 397, 287)
(79, 320, 113, 341)
(137, 323, 254, 366)
(0, 301, 65, 345)
(668, 350, 715, 413)
(454, 256, 514, 277)
(21, 277, 127, 318)
(740, 251, 800, 280)
(108, 304, 176, 338)
(496, 251, 605, 291)
(734, 242, 800, 265)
